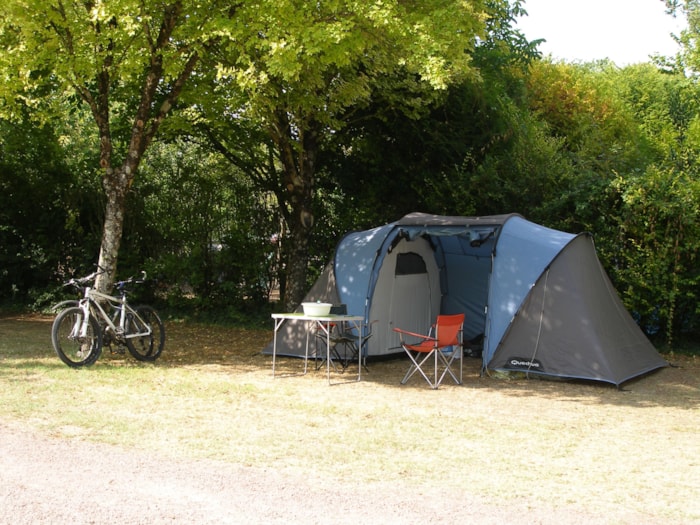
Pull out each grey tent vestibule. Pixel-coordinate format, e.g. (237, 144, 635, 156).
(266, 212, 667, 387)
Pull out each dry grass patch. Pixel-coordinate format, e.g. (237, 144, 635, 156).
(1, 314, 699, 522)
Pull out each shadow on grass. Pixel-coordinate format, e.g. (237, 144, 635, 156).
(2, 315, 698, 410)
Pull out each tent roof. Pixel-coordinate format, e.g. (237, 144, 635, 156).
(395, 212, 518, 228)
(334, 213, 520, 317)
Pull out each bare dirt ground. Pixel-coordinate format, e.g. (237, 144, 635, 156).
(0, 421, 684, 525)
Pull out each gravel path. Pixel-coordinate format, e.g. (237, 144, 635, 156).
(0, 423, 668, 524)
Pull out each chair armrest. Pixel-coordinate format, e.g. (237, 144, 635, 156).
(392, 327, 437, 342)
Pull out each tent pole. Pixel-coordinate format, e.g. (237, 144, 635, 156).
(529, 267, 549, 378)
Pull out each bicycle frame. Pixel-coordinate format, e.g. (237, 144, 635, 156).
(75, 285, 152, 341)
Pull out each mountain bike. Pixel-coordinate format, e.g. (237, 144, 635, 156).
(51, 268, 165, 368)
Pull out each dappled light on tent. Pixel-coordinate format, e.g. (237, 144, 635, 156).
(264, 212, 667, 387)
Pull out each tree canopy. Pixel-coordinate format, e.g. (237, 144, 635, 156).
(0, 0, 214, 291)
(0, 0, 489, 306)
(180, 0, 490, 308)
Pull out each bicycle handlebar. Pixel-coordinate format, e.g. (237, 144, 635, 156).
(63, 268, 147, 290)
(115, 271, 147, 290)
(63, 269, 102, 289)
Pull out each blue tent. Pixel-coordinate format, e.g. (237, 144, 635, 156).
(270, 212, 666, 386)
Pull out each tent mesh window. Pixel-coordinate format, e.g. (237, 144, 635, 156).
(395, 252, 427, 275)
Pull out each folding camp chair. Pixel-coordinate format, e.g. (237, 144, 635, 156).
(313, 304, 350, 371)
(332, 319, 377, 372)
(393, 313, 464, 389)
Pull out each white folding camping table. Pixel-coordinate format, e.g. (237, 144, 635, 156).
(271, 313, 364, 384)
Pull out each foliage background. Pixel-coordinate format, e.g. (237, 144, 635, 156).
(0, 1, 698, 350)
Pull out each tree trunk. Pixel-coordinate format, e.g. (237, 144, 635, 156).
(274, 112, 318, 311)
(282, 212, 313, 311)
(95, 167, 130, 293)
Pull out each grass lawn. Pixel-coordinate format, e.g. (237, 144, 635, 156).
(1, 313, 698, 522)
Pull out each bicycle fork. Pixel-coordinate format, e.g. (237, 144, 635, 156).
(72, 299, 92, 339)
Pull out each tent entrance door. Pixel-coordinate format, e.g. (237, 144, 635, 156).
(385, 250, 436, 352)
(369, 241, 441, 356)
(387, 273, 433, 350)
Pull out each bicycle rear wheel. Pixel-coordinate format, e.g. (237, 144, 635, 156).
(125, 305, 165, 362)
(51, 307, 103, 367)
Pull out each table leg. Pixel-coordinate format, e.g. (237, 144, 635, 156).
(326, 321, 331, 384)
(357, 321, 363, 381)
(304, 325, 310, 374)
(272, 317, 282, 377)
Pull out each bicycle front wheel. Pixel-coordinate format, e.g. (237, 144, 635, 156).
(125, 305, 165, 362)
(51, 307, 103, 367)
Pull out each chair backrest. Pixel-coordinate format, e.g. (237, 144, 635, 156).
(435, 314, 464, 347)
(330, 304, 347, 315)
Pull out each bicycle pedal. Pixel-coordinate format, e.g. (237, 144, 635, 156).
(109, 345, 126, 355)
